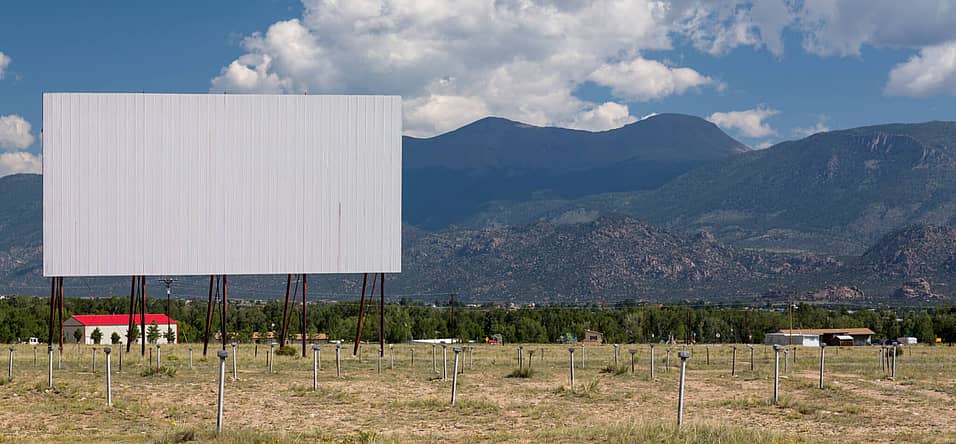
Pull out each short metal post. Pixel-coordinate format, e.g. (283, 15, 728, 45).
(706, 345, 710, 365)
(527, 349, 534, 371)
(650, 344, 656, 379)
(441, 342, 448, 381)
(629, 349, 636, 373)
(389, 344, 394, 369)
(677, 351, 690, 428)
(818, 344, 826, 389)
(104, 347, 113, 406)
(783, 349, 789, 373)
(451, 347, 462, 406)
(335, 344, 341, 378)
(269, 343, 275, 374)
(748, 345, 754, 371)
(119, 345, 124, 372)
(517, 345, 523, 370)
(189, 347, 193, 369)
(665, 349, 670, 372)
(92, 347, 97, 373)
(411, 347, 415, 366)
(47, 346, 54, 388)
(231, 342, 237, 381)
(7, 347, 13, 379)
(316, 346, 321, 370)
(312, 345, 319, 392)
(581, 344, 586, 369)
(568, 347, 575, 390)
(731, 345, 737, 377)
(216, 349, 227, 435)
(469, 347, 474, 369)
(613, 344, 619, 367)
(156, 343, 162, 368)
(772, 345, 781, 405)
(432, 344, 437, 374)
(33, 346, 37, 367)
(57, 346, 61, 370)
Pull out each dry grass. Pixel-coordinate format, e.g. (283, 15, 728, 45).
(1, 342, 955, 443)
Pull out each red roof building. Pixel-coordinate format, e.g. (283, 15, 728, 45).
(70, 314, 176, 326)
(64, 314, 178, 345)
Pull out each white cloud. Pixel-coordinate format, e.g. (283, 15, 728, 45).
(885, 41, 956, 97)
(795, 0, 956, 57)
(570, 102, 638, 131)
(793, 117, 831, 137)
(211, 0, 748, 136)
(0, 51, 10, 79)
(589, 57, 716, 101)
(754, 141, 775, 150)
(0, 115, 34, 150)
(708, 106, 779, 138)
(672, 0, 794, 56)
(0, 151, 41, 176)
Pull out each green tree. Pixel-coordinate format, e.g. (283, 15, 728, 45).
(127, 325, 139, 344)
(147, 321, 160, 344)
(110, 331, 121, 344)
(165, 327, 176, 344)
(90, 327, 103, 344)
(73, 328, 83, 344)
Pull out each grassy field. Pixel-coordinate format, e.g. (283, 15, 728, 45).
(1, 341, 954, 443)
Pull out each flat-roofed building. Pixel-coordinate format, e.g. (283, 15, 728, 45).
(779, 328, 875, 346)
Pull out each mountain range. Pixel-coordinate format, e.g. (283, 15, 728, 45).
(403, 114, 748, 228)
(0, 115, 954, 303)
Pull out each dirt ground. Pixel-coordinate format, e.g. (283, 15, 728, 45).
(1, 342, 955, 443)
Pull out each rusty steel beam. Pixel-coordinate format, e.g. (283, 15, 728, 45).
(48, 278, 56, 348)
(203, 275, 214, 357)
(127, 276, 136, 353)
(301, 274, 307, 357)
(280, 274, 291, 348)
(58, 277, 65, 351)
(353, 273, 368, 356)
(221, 275, 228, 350)
(140, 276, 147, 356)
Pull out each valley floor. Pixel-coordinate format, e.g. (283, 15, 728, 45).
(1, 342, 954, 443)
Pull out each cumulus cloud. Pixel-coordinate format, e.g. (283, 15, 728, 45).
(793, 117, 831, 137)
(0, 151, 41, 176)
(885, 41, 956, 97)
(0, 115, 34, 150)
(754, 141, 775, 150)
(0, 51, 9, 79)
(708, 106, 779, 138)
(210, 0, 745, 136)
(589, 57, 717, 101)
(569, 102, 638, 131)
(672, 0, 794, 56)
(795, 1, 956, 57)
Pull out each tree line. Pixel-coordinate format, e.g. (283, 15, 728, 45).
(0, 295, 947, 345)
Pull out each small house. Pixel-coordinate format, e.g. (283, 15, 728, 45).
(764, 332, 820, 347)
(582, 330, 603, 345)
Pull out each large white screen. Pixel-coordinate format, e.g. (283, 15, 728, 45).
(43, 93, 401, 277)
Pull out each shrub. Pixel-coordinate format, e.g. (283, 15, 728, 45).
(275, 345, 298, 356)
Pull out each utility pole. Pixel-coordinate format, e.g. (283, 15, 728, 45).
(158, 277, 176, 343)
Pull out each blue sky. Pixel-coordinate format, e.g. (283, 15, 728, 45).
(2, 1, 955, 175)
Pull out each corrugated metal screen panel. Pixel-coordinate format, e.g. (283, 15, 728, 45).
(42, 93, 402, 276)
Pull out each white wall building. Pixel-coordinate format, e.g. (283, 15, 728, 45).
(63, 314, 178, 345)
(764, 332, 820, 347)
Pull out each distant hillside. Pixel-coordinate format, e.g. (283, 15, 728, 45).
(403, 113, 748, 228)
(858, 225, 956, 280)
(466, 121, 956, 255)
